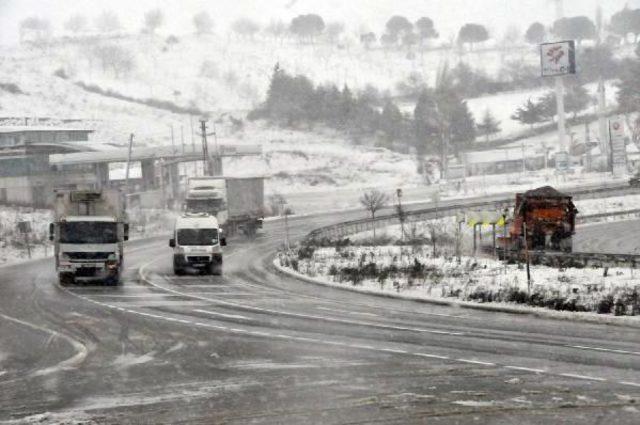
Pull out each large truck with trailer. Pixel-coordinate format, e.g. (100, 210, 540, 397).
(506, 186, 577, 253)
(184, 176, 264, 237)
(169, 213, 226, 275)
(50, 189, 129, 285)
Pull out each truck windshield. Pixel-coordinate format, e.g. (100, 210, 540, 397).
(186, 199, 225, 214)
(60, 222, 118, 244)
(177, 229, 219, 246)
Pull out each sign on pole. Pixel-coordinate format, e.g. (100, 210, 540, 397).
(540, 41, 576, 77)
(554, 151, 570, 173)
(17, 221, 31, 233)
(609, 116, 628, 178)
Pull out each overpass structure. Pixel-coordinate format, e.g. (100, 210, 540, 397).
(49, 142, 262, 205)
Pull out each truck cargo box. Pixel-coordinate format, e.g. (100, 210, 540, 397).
(225, 177, 264, 218)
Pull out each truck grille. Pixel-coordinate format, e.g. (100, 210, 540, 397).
(187, 256, 210, 263)
(66, 252, 112, 261)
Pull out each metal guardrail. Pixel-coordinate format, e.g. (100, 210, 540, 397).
(497, 249, 640, 269)
(577, 209, 640, 224)
(306, 184, 640, 242)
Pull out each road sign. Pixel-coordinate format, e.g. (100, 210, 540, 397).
(555, 151, 570, 172)
(540, 41, 576, 77)
(17, 221, 31, 233)
(609, 116, 626, 139)
(609, 117, 628, 178)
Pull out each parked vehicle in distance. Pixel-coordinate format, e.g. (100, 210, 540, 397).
(630, 173, 640, 188)
(50, 189, 128, 285)
(170, 213, 226, 275)
(184, 176, 264, 237)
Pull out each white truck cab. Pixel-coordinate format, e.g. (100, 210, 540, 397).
(169, 213, 226, 275)
(50, 189, 128, 286)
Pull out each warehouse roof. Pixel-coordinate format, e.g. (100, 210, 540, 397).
(0, 126, 93, 134)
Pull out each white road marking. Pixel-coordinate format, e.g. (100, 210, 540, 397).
(0, 312, 88, 378)
(566, 345, 640, 356)
(620, 381, 640, 388)
(381, 348, 408, 354)
(456, 359, 496, 366)
(193, 309, 249, 321)
(504, 366, 546, 373)
(413, 353, 450, 360)
(559, 373, 606, 382)
(139, 261, 465, 337)
(62, 282, 632, 389)
(316, 306, 378, 317)
(89, 294, 182, 298)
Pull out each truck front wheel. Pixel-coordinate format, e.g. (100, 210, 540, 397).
(58, 273, 74, 286)
(209, 261, 222, 276)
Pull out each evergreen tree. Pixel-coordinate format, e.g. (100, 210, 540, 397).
(476, 109, 501, 142)
(380, 101, 404, 143)
(511, 99, 545, 129)
(413, 89, 439, 154)
(617, 56, 640, 113)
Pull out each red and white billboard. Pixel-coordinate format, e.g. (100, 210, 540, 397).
(540, 40, 576, 77)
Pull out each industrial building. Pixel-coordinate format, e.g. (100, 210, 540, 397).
(0, 126, 95, 207)
(0, 124, 262, 208)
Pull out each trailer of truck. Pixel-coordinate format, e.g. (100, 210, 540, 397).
(184, 176, 264, 237)
(50, 189, 129, 285)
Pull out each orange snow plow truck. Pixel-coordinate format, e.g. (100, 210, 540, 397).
(506, 186, 578, 253)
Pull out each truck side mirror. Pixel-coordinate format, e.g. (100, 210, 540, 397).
(48, 223, 54, 241)
(220, 237, 227, 247)
(123, 223, 129, 241)
(169, 238, 176, 248)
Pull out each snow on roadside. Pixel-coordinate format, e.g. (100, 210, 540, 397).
(279, 244, 640, 317)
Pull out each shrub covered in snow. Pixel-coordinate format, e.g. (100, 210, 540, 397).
(280, 241, 640, 316)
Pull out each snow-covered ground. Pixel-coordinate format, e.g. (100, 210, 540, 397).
(280, 242, 640, 317)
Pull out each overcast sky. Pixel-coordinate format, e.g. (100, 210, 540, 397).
(0, 0, 636, 46)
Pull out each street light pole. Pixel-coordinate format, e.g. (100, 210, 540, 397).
(396, 188, 405, 242)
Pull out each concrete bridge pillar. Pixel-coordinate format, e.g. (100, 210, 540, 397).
(140, 159, 156, 191)
(95, 163, 110, 189)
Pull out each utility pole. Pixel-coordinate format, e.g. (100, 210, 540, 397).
(180, 125, 185, 154)
(553, 0, 568, 161)
(280, 198, 290, 251)
(124, 133, 134, 195)
(396, 188, 405, 242)
(523, 222, 532, 293)
(594, 4, 610, 168)
(521, 140, 526, 175)
(170, 124, 176, 155)
(208, 121, 223, 176)
(190, 115, 197, 176)
(200, 119, 210, 175)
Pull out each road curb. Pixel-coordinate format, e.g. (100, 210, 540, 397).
(272, 257, 640, 329)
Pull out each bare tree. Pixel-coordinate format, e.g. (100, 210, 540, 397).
(265, 20, 288, 43)
(359, 189, 388, 238)
(19, 17, 52, 44)
(232, 18, 260, 39)
(325, 22, 345, 44)
(143, 8, 164, 34)
(91, 44, 135, 78)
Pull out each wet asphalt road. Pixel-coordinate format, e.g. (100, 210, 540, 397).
(3, 213, 640, 424)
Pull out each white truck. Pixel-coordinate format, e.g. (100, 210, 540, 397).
(169, 213, 226, 275)
(49, 189, 129, 285)
(184, 177, 264, 237)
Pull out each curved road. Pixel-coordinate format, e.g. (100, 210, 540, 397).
(2, 215, 640, 424)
